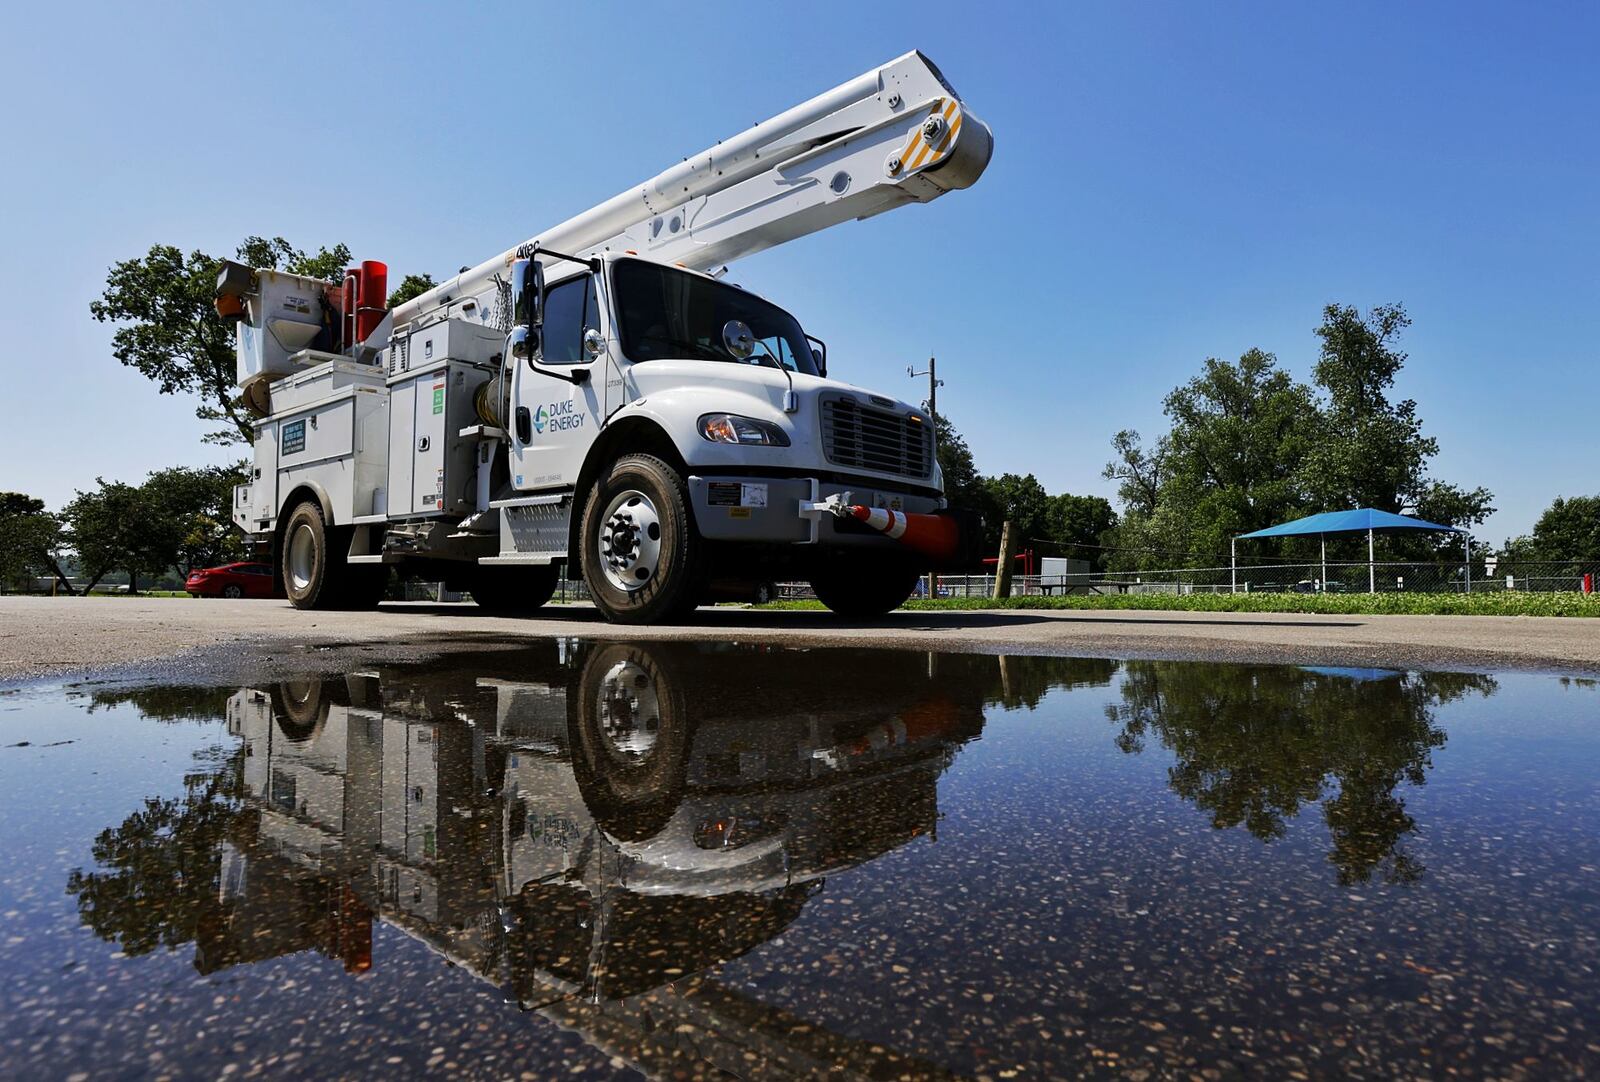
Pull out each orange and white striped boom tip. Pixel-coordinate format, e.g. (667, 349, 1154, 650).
(843, 505, 963, 562)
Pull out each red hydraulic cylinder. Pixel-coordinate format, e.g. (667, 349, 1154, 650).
(343, 260, 389, 348)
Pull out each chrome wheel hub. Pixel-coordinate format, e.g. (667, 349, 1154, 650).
(596, 659, 662, 764)
(287, 523, 316, 592)
(598, 490, 662, 593)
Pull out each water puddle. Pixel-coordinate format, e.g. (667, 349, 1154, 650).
(1, 643, 1595, 1077)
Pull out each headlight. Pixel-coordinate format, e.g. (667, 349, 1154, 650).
(698, 413, 790, 446)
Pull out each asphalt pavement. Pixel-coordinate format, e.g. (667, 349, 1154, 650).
(3, 595, 1598, 684)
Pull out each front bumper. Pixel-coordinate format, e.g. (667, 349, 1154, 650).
(687, 473, 941, 547)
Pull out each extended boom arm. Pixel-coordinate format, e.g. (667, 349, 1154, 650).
(392, 50, 992, 330)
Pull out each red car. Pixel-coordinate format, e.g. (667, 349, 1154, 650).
(185, 562, 278, 599)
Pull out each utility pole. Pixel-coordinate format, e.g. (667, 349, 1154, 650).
(909, 357, 946, 601)
(993, 520, 1017, 599)
(908, 356, 942, 423)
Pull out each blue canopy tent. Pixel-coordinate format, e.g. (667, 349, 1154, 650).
(1231, 508, 1468, 594)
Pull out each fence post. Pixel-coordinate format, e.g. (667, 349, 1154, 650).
(993, 521, 1017, 599)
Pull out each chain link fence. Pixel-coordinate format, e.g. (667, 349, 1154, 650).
(775, 560, 1600, 600)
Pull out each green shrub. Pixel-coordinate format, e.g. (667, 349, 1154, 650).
(759, 592, 1600, 617)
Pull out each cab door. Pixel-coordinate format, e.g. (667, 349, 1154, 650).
(510, 272, 608, 492)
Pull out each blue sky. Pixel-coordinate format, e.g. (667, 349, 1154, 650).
(1, 1, 1594, 542)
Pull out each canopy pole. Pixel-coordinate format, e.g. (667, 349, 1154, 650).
(1231, 538, 1237, 594)
(1320, 535, 1327, 593)
(1465, 532, 1472, 594)
(1368, 528, 1375, 593)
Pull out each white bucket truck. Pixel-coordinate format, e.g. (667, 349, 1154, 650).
(222, 51, 991, 623)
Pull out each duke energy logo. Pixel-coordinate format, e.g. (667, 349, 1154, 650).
(533, 400, 584, 436)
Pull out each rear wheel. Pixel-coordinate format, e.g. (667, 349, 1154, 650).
(579, 454, 701, 624)
(469, 565, 559, 614)
(282, 501, 338, 609)
(221, 584, 244, 599)
(809, 553, 921, 618)
(280, 501, 378, 610)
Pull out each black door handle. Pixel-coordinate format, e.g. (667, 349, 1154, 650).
(515, 406, 531, 443)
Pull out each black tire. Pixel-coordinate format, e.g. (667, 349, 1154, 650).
(753, 581, 779, 605)
(280, 500, 381, 610)
(271, 678, 331, 742)
(470, 565, 559, 614)
(568, 644, 689, 841)
(221, 584, 244, 599)
(280, 501, 340, 610)
(809, 553, 921, 618)
(579, 454, 701, 624)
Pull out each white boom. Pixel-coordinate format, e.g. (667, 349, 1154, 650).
(392, 50, 991, 329)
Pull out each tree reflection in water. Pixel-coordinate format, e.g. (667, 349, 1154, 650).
(1107, 663, 1496, 884)
(65, 742, 245, 957)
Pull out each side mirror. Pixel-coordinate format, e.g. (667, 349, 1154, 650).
(722, 320, 755, 360)
(583, 327, 605, 358)
(508, 325, 539, 361)
(807, 334, 828, 377)
(510, 258, 545, 329)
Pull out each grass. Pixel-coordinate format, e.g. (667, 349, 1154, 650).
(759, 591, 1600, 618)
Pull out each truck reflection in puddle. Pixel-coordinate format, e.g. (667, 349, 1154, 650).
(203, 641, 990, 1075)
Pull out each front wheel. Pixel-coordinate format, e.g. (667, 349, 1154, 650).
(808, 553, 921, 619)
(579, 455, 701, 624)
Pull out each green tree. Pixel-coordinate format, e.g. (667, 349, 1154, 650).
(1505, 494, 1600, 561)
(142, 463, 248, 574)
(60, 479, 173, 593)
(1102, 304, 1494, 570)
(67, 745, 245, 957)
(0, 493, 73, 593)
(978, 472, 1051, 553)
(931, 415, 983, 511)
(1102, 429, 1165, 517)
(1109, 662, 1494, 884)
(90, 237, 350, 445)
(387, 273, 437, 309)
(1103, 349, 1319, 567)
(1042, 492, 1117, 570)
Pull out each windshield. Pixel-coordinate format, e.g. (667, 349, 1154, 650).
(613, 259, 819, 375)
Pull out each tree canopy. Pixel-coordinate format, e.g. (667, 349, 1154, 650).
(1103, 303, 1493, 569)
(59, 465, 247, 592)
(1504, 494, 1600, 562)
(387, 273, 437, 309)
(0, 493, 73, 593)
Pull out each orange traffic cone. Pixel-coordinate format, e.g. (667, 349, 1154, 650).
(843, 505, 964, 562)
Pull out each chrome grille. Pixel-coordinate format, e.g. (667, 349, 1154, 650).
(820, 395, 934, 479)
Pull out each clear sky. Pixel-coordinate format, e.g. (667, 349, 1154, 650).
(1, 1, 1594, 543)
